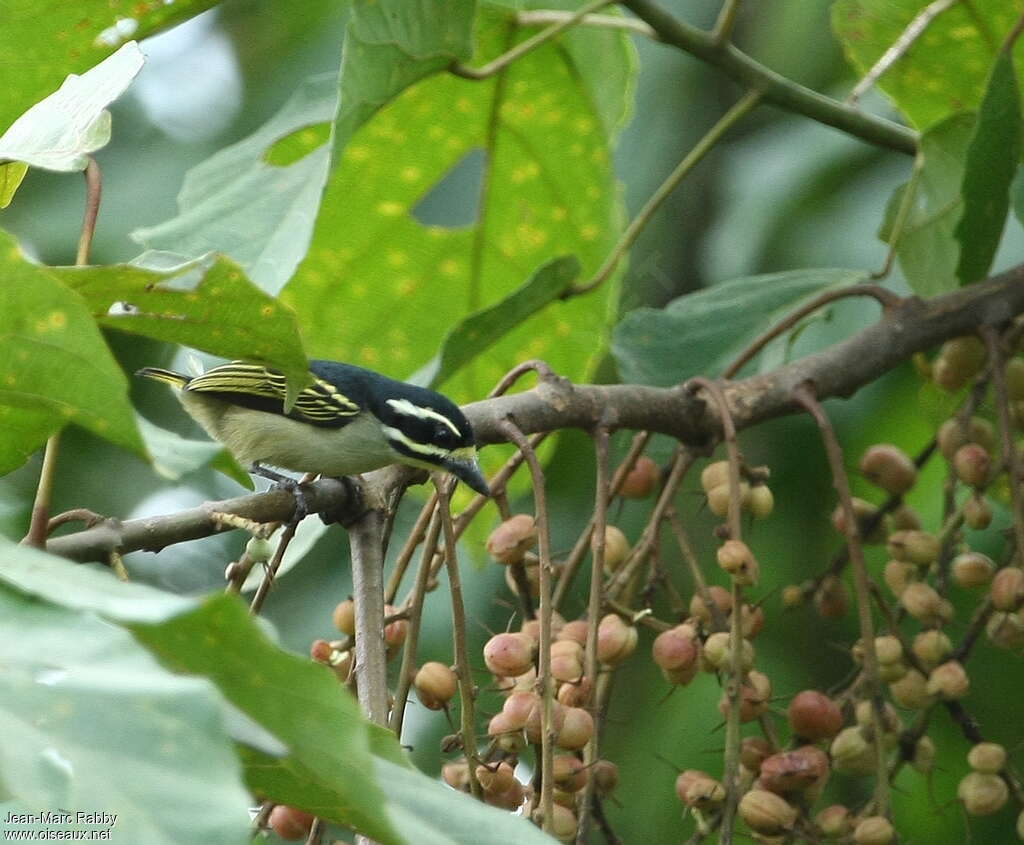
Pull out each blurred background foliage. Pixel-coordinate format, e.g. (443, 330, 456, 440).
(2, 0, 1024, 842)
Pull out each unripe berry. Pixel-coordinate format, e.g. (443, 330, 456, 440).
(414, 662, 457, 710)
(926, 660, 969, 700)
(524, 698, 565, 744)
(706, 480, 752, 518)
(890, 503, 922, 530)
(887, 530, 940, 566)
(383, 604, 408, 649)
(476, 760, 516, 795)
(551, 755, 588, 792)
(602, 525, 631, 574)
(938, 416, 995, 460)
(740, 736, 773, 774)
(860, 444, 917, 494)
(500, 691, 537, 729)
(546, 804, 577, 843)
(748, 484, 775, 519)
(441, 759, 470, 791)
(702, 632, 754, 673)
(484, 632, 535, 677)
(781, 584, 805, 608)
(332, 599, 356, 635)
(912, 630, 952, 668)
(505, 556, 540, 598)
(953, 442, 991, 487)
(873, 635, 903, 665)
(900, 581, 943, 623)
(967, 742, 1006, 774)
(986, 611, 1024, 649)
(937, 336, 986, 388)
(677, 772, 726, 809)
(815, 804, 852, 838)
(1017, 808, 1024, 840)
(652, 624, 700, 685)
(830, 727, 874, 775)
(888, 669, 933, 709)
(991, 567, 1024, 611)
(556, 706, 594, 750)
(487, 514, 538, 564)
(556, 619, 588, 646)
(619, 455, 659, 498)
(701, 460, 731, 492)
(958, 771, 1009, 815)
(883, 560, 916, 596)
(717, 539, 759, 586)
(831, 498, 886, 543)
(596, 613, 638, 666)
(592, 760, 619, 796)
(853, 816, 894, 845)
(854, 699, 901, 739)
(911, 735, 936, 773)
(963, 494, 993, 529)
(549, 639, 584, 683)
(520, 611, 565, 644)
(268, 806, 315, 841)
(952, 552, 995, 588)
(718, 670, 771, 722)
(556, 676, 592, 707)
(738, 789, 798, 834)
(814, 575, 849, 618)
(690, 585, 733, 623)
(738, 603, 767, 639)
(1006, 357, 1024, 398)
(788, 690, 843, 741)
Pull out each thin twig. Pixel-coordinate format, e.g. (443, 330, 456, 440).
(500, 419, 556, 834)
(712, 0, 742, 45)
(451, 0, 614, 79)
(722, 284, 901, 379)
(516, 9, 657, 38)
(873, 157, 924, 280)
(793, 382, 890, 817)
(666, 507, 728, 632)
(384, 492, 437, 605)
(577, 427, 610, 844)
(846, 0, 961, 104)
(567, 90, 762, 298)
(435, 477, 483, 800)
(248, 521, 300, 614)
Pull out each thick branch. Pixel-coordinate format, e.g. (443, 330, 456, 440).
(45, 262, 1024, 564)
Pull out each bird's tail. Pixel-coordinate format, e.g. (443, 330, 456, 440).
(136, 367, 191, 389)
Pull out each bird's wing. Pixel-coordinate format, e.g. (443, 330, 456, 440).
(185, 362, 362, 428)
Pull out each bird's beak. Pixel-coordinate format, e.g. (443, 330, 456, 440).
(445, 455, 490, 497)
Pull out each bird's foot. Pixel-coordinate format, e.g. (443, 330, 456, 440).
(250, 463, 312, 524)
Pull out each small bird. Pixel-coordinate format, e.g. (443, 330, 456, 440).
(137, 359, 490, 497)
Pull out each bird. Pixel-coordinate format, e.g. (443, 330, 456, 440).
(137, 359, 490, 500)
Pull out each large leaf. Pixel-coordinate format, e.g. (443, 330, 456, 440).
(879, 114, 975, 297)
(412, 255, 581, 387)
(612, 269, 868, 387)
(0, 41, 143, 172)
(0, 229, 144, 475)
(284, 4, 631, 401)
(132, 75, 338, 296)
(51, 253, 308, 390)
(832, 0, 1024, 130)
(133, 0, 477, 298)
(136, 414, 251, 488)
(0, 0, 220, 136)
(955, 50, 1022, 284)
(0, 541, 249, 843)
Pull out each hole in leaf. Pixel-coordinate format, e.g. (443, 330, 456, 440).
(412, 148, 486, 228)
(263, 122, 331, 167)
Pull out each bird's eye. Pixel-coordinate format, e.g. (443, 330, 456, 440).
(434, 424, 458, 446)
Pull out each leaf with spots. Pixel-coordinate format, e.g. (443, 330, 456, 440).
(0, 0, 220, 136)
(955, 49, 1022, 284)
(0, 41, 144, 172)
(283, 4, 633, 405)
(0, 543, 250, 844)
(0, 228, 143, 476)
(612, 269, 869, 386)
(832, 0, 1024, 130)
(412, 254, 580, 387)
(51, 253, 309, 393)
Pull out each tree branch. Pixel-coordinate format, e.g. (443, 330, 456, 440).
(44, 262, 1024, 564)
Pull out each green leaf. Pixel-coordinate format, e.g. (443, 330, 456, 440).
(0, 161, 27, 207)
(879, 114, 975, 296)
(136, 414, 252, 488)
(284, 5, 632, 401)
(51, 253, 308, 391)
(412, 255, 581, 387)
(0, 586, 251, 844)
(955, 50, 1022, 284)
(832, 0, 1023, 130)
(132, 74, 338, 296)
(130, 595, 403, 844)
(0, 229, 144, 475)
(0, 42, 143, 171)
(612, 269, 869, 386)
(0, 1, 220, 136)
